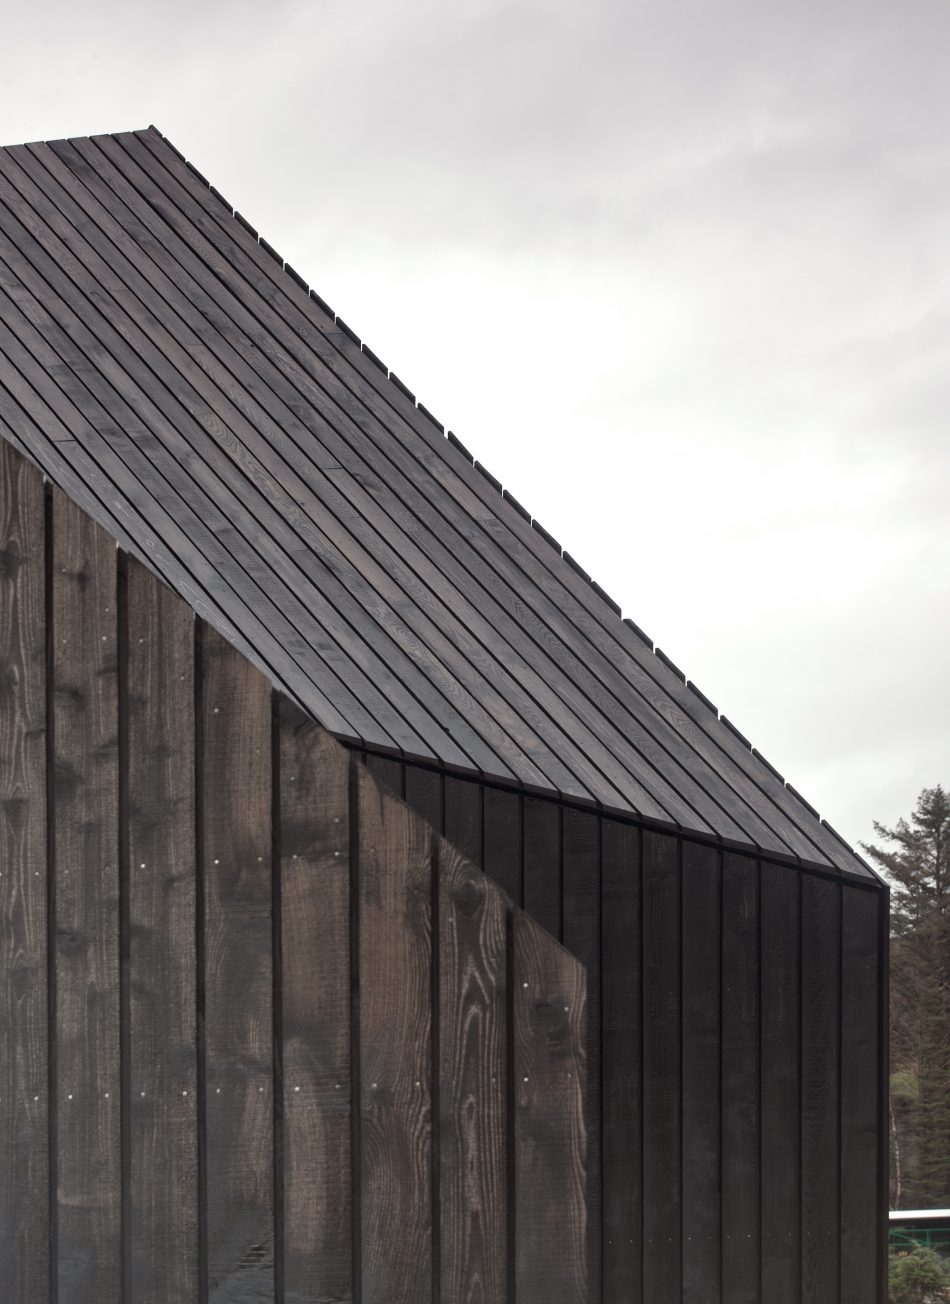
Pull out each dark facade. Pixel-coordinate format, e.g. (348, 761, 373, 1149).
(0, 441, 587, 1303)
(367, 756, 886, 1304)
(0, 124, 888, 1304)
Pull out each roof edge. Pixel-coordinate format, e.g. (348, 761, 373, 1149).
(4, 123, 877, 884)
(144, 123, 877, 882)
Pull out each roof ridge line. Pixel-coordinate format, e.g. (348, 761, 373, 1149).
(2, 125, 156, 153)
(146, 124, 873, 877)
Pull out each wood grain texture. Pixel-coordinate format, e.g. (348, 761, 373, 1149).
(522, 797, 560, 940)
(721, 853, 760, 1304)
(404, 763, 444, 836)
(131, 127, 846, 861)
(438, 840, 507, 1304)
(601, 820, 641, 1304)
(0, 125, 883, 876)
(365, 752, 403, 800)
(561, 807, 601, 1300)
(761, 863, 802, 1303)
(641, 831, 680, 1304)
(279, 700, 352, 1304)
(45, 132, 531, 784)
(51, 486, 121, 1302)
(126, 558, 198, 1302)
(357, 765, 433, 1304)
(444, 776, 483, 868)
(681, 841, 721, 1303)
(82, 134, 618, 806)
(514, 911, 587, 1304)
(483, 786, 521, 904)
(0, 189, 384, 754)
(200, 623, 275, 1300)
(839, 887, 880, 1304)
(0, 442, 48, 1301)
(0, 318, 890, 1304)
(801, 875, 840, 1304)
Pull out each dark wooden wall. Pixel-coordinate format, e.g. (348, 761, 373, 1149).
(0, 440, 588, 1304)
(363, 757, 889, 1304)
(0, 424, 887, 1304)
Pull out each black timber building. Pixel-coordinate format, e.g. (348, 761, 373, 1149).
(0, 126, 887, 1304)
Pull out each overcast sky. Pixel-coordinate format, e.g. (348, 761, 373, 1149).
(4, 0, 949, 856)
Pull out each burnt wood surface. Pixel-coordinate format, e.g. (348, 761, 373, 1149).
(0, 443, 48, 1300)
(513, 912, 587, 1304)
(201, 626, 275, 1297)
(357, 770, 433, 1303)
(0, 438, 588, 1303)
(126, 557, 198, 1302)
(439, 840, 508, 1303)
(641, 831, 681, 1304)
(279, 704, 352, 1303)
(0, 126, 879, 879)
(761, 862, 804, 1303)
(392, 755, 888, 1304)
(51, 489, 121, 1302)
(681, 840, 721, 1300)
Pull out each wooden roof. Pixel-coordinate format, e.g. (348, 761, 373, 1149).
(0, 125, 873, 878)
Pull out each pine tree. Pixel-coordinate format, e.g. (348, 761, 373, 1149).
(865, 786, 950, 1209)
(889, 1241, 950, 1304)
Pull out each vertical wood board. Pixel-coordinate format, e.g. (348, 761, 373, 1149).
(801, 876, 841, 1304)
(438, 840, 507, 1304)
(364, 752, 403, 799)
(561, 807, 601, 1300)
(51, 487, 121, 1303)
(0, 444, 48, 1300)
(641, 831, 681, 1304)
(600, 820, 641, 1304)
(681, 841, 721, 1303)
(721, 854, 760, 1304)
(521, 797, 560, 941)
(404, 763, 443, 837)
(279, 702, 352, 1303)
(761, 863, 802, 1304)
(126, 559, 198, 1302)
(357, 766, 433, 1304)
(200, 624, 275, 1299)
(444, 776, 482, 868)
(840, 887, 880, 1304)
(483, 786, 522, 904)
(513, 910, 587, 1304)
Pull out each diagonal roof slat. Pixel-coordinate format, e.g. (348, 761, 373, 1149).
(136, 127, 850, 867)
(0, 123, 877, 879)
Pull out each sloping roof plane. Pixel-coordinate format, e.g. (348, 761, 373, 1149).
(0, 124, 873, 878)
